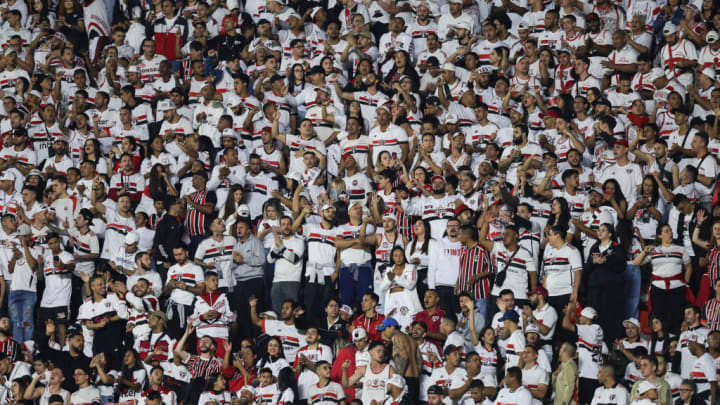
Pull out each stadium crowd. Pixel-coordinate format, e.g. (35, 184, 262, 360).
(2, 0, 720, 402)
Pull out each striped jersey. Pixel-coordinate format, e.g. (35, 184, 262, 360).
(490, 244, 536, 299)
(194, 235, 236, 289)
(166, 262, 205, 306)
(261, 320, 305, 363)
(307, 381, 345, 405)
(184, 189, 217, 237)
(691, 352, 717, 398)
(543, 243, 583, 296)
(708, 246, 720, 287)
(647, 244, 690, 290)
(705, 299, 720, 331)
(303, 223, 339, 267)
(457, 244, 493, 300)
(101, 209, 135, 260)
(186, 354, 222, 380)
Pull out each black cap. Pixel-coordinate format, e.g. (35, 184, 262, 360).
(67, 325, 83, 338)
(12, 128, 27, 137)
(586, 12, 600, 21)
(426, 96, 441, 106)
(443, 344, 462, 356)
(428, 385, 444, 395)
(596, 98, 612, 108)
(193, 171, 209, 181)
(309, 66, 325, 75)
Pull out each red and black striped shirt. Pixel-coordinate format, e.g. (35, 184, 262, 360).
(457, 244, 493, 300)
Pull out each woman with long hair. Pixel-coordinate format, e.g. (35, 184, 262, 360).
(543, 197, 573, 247)
(137, 163, 178, 215)
(256, 337, 291, 377)
(197, 374, 232, 405)
(118, 349, 147, 402)
(288, 63, 308, 97)
(633, 224, 692, 335)
(258, 198, 282, 308)
(648, 315, 670, 356)
(585, 223, 627, 345)
(141, 136, 177, 180)
(629, 175, 664, 245)
(277, 367, 298, 405)
(406, 218, 434, 301)
(602, 179, 628, 220)
(222, 184, 247, 220)
(378, 246, 422, 329)
(111, 136, 143, 173)
(384, 50, 420, 91)
(81, 138, 110, 176)
(57, 0, 86, 48)
(470, 326, 503, 386)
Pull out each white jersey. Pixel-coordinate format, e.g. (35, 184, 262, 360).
(40, 250, 74, 308)
(522, 364, 549, 405)
(577, 324, 604, 379)
(362, 364, 391, 405)
(165, 262, 204, 306)
(543, 243, 583, 296)
(494, 386, 533, 405)
(591, 383, 630, 405)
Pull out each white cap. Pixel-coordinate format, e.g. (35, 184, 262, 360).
(239, 385, 256, 396)
(0, 172, 15, 182)
(580, 307, 597, 320)
(663, 22, 678, 35)
(622, 318, 640, 329)
(518, 22, 530, 31)
(441, 62, 456, 72)
(259, 311, 278, 319)
(321, 203, 334, 212)
(236, 204, 250, 217)
(227, 94, 243, 108)
(376, 105, 391, 114)
(16, 224, 31, 236)
(388, 374, 406, 388)
(310, 6, 322, 19)
(693, 332, 708, 346)
(525, 323, 540, 335)
(453, 20, 471, 31)
(157, 99, 176, 112)
(445, 113, 459, 124)
(702, 67, 716, 80)
(340, 305, 354, 315)
(221, 128, 239, 140)
(637, 380, 658, 395)
(509, 103, 525, 116)
(448, 0, 462, 4)
(352, 327, 368, 341)
(707, 30, 719, 43)
(315, 85, 331, 94)
(127, 65, 140, 74)
(124, 232, 139, 245)
(29, 90, 42, 99)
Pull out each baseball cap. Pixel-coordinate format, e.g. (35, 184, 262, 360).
(16, 224, 31, 236)
(509, 103, 524, 115)
(702, 68, 716, 80)
(240, 385, 256, 396)
(0, 172, 15, 182)
(673, 105, 690, 116)
(528, 285, 548, 298)
(443, 344, 462, 356)
(340, 305, 354, 315)
(226, 94, 243, 108)
(441, 62, 456, 72)
(352, 327, 368, 341)
(259, 311, 278, 319)
(321, 203, 334, 212)
(315, 85, 331, 94)
(708, 31, 719, 43)
(586, 12, 600, 21)
(3, 48, 15, 57)
(612, 139, 629, 148)
(499, 310, 520, 323)
(454, 204, 470, 216)
(663, 22, 678, 35)
(596, 98, 612, 108)
(376, 317, 399, 331)
(388, 374, 406, 388)
(580, 306, 598, 320)
(453, 20, 471, 31)
(376, 105, 391, 114)
(127, 65, 140, 74)
(525, 323, 540, 335)
(157, 99, 176, 112)
(124, 232, 139, 245)
(693, 332, 708, 346)
(622, 318, 640, 329)
(444, 113, 459, 124)
(427, 385, 444, 395)
(637, 380, 658, 395)
(518, 22, 530, 31)
(382, 209, 397, 221)
(426, 96, 441, 106)
(480, 374, 497, 388)
(221, 128, 239, 140)
(236, 204, 250, 218)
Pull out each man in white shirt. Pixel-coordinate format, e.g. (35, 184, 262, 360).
(599, 139, 644, 203)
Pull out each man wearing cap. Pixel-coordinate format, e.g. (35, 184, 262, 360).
(687, 67, 716, 118)
(628, 355, 673, 404)
(436, 0, 474, 42)
(699, 31, 720, 70)
(497, 309, 525, 371)
(562, 301, 604, 404)
(632, 380, 660, 404)
(293, 199, 339, 316)
(426, 384, 445, 405)
(331, 326, 367, 401)
(0, 172, 18, 217)
(107, 231, 140, 279)
(158, 98, 193, 157)
(378, 317, 420, 399)
(661, 22, 698, 86)
(426, 343, 466, 402)
(688, 333, 717, 404)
